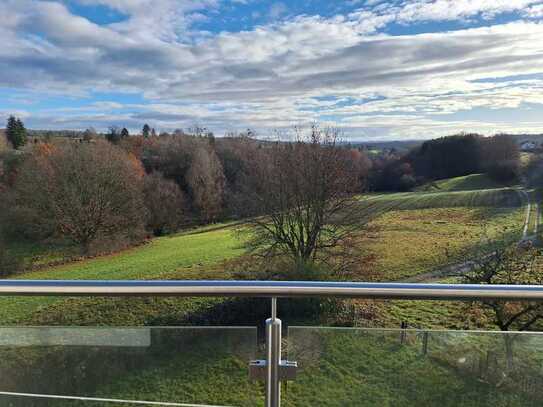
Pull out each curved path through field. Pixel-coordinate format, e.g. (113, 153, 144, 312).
(401, 188, 539, 283)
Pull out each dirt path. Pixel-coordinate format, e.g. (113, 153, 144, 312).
(520, 189, 532, 239)
(520, 189, 540, 241)
(401, 258, 484, 283)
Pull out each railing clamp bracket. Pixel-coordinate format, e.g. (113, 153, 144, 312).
(249, 359, 298, 382)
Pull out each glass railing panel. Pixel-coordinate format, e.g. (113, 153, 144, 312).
(0, 327, 259, 407)
(285, 327, 543, 406)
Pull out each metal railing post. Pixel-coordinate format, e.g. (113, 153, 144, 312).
(265, 297, 281, 407)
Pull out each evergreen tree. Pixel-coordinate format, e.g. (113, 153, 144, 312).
(106, 126, 121, 144)
(142, 124, 151, 138)
(121, 127, 130, 138)
(6, 116, 27, 149)
(5, 116, 17, 144)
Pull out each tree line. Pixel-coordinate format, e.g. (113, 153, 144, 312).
(0, 122, 371, 267)
(0, 118, 524, 276)
(370, 133, 521, 191)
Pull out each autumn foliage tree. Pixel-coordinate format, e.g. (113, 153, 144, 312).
(13, 142, 146, 254)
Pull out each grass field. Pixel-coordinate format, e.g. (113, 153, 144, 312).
(284, 327, 541, 406)
(416, 173, 507, 192)
(0, 181, 534, 406)
(362, 187, 522, 211)
(360, 207, 524, 281)
(1, 203, 525, 326)
(0, 226, 244, 324)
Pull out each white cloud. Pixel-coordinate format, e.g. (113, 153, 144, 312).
(2, 0, 543, 138)
(392, 0, 543, 23)
(525, 4, 543, 16)
(361, 0, 543, 24)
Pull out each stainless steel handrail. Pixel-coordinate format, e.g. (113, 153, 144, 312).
(3, 279, 543, 407)
(0, 280, 543, 301)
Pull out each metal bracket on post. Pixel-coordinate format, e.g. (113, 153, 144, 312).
(248, 298, 298, 407)
(249, 360, 298, 382)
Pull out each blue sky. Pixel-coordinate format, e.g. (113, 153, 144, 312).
(1, 0, 543, 140)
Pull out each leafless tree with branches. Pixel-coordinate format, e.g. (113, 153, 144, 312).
(462, 238, 543, 370)
(243, 125, 372, 274)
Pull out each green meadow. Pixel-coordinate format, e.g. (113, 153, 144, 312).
(0, 174, 535, 406)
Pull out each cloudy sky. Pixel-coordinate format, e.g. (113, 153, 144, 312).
(1, 0, 543, 140)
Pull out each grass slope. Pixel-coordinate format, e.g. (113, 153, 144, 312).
(0, 227, 244, 324)
(360, 207, 524, 281)
(362, 187, 522, 211)
(416, 174, 506, 192)
(26, 228, 242, 280)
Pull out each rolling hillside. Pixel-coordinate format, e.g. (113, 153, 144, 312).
(0, 178, 532, 406)
(362, 187, 523, 211)
(415, 174, 506, 192)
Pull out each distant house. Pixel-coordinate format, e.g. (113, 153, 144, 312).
(520, 140, 538, 151)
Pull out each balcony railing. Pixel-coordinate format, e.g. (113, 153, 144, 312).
(0, 280, 542, 406)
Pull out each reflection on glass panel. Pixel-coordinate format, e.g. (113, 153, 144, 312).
(286, 327, 543, 407)
(0, 327, 259, 407)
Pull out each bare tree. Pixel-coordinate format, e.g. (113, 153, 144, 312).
(244, 125, 369, 270)
(462, 240, 543, 370)
(13, 141, 146, 254)
(463, 243, 543, 331)
(186, 145, 225, 222)
(143, 171, 185, 235)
